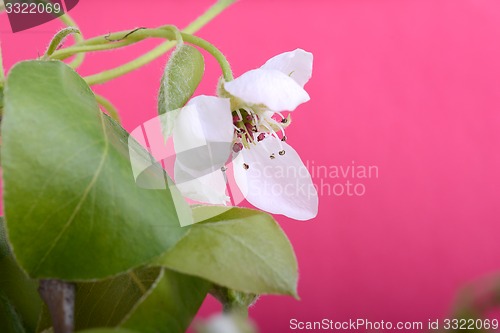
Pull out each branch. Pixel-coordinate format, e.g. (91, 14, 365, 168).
(38, 279, 75, 333)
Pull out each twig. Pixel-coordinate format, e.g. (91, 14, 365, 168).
(38, 279, 75, 333)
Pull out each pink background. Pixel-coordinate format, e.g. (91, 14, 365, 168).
(2, 0, 500, 331)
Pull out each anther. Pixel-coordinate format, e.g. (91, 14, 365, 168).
(270, 153, 275, 159)
(257, 133, 266, 142)
(279, 150, 286, 156)
(281, 136, 287, 142)
(243, 163, 249, 170)
(233, 142, 243, 153)
(245, 123, 253, 133)
(281, 118, 288, 124)
(221, 166, 227, 172)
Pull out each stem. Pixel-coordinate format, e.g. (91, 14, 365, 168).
(51, 28, 233, 82)
(210, 285, 258, 318)
(58, 13, 85, 69)
(183, 34, 233, 81)
(38, 279, 75, 333)
(82, 0, 235, 85)
(95, 94, 121, 123)
(44, 27, 80, 59)
(50, 26, 179, 60)
(51, 39, 134, 58)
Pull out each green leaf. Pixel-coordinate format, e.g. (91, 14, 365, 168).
(0, 217, 10, 259)
(0, 218, 43, 333)
(1, 60, 190, 280)
(0, 291, 27, 333)
(38, 267, 209, 333)
(121, 268, 210, 333)
(0, 257, 42, 332)
(75, 267, 161, 330)
(35, 305, 51, 333)
(158, 44, 204, 138)
(158, 206, 299, 297)
(159, 44, 205, 114)
(37, 267, 160, 332)
(77, 329, 138, 333)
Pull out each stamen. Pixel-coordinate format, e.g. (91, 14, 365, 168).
(235, 109, 244, 122)
(257, 133, 266, 141)
(243, 107, 260, 124)
(261, 122, 280, 141)
(243, 163, 249, 170)
(242, 106, 256, 116)
(279, 150, 286, 156)
(233, 142, 243, 153)
(252, 113, 259, 124)
(238, 124, 252, 143)
(245, 123, 254, 135)
(241, 132, 250, 149)
(281, 136, 287, 142)
(263, 114, 287, 140)
(260, 117, 285, 151)
(270, 153, 275, 159)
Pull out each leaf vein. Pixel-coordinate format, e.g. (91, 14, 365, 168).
(200, 225, 291, 290)
(34, 112, 110, 273)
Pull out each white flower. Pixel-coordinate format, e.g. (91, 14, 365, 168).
(196, 313, 257, 333)
(172, 49, 318, 221)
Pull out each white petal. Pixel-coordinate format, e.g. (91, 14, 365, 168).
(233, 136, 318, 220)
(198, 313, 256, 333)
(261, 49, 313, 87)
(175, 159, 229, 205)
(172, 95, 233, 176)
(224, 69, 310, 112)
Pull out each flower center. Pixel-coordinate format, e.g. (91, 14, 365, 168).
(231, 107, 290, 160)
